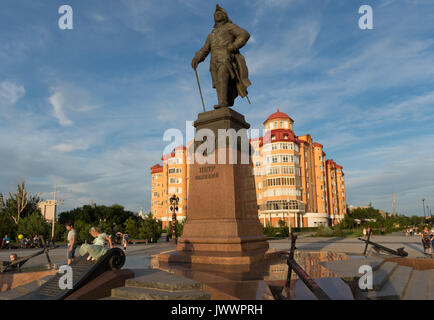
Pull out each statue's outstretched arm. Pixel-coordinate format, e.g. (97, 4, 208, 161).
(192, 35, 211, 69)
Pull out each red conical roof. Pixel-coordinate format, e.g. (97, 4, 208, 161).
(264, 108, 293, 123)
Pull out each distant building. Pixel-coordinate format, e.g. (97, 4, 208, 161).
(37, 200, 56, 221)
(138, 209, 146, 219)
(348, 205, 372, 212)
(150, 146, 189, 229)
(150, 109, 347, 228)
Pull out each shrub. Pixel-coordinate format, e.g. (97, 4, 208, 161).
(315, 225, 334, 237)
(332, 225, 344, 237)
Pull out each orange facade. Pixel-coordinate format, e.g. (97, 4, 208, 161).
(150, 146, 189, 229)
(150, 109, 346, 228)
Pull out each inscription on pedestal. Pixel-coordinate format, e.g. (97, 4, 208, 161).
(195, 165, 219, 180)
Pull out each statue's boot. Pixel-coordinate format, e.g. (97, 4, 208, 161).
(214, 82, 229, 109)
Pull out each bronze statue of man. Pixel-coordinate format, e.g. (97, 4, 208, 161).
(191, 4, 251, 110)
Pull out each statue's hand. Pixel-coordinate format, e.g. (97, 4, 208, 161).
(191, 57, 200, 69)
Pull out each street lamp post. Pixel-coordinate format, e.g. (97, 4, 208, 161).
(422, 198, 426, 219)
(170, 194, 179, 244)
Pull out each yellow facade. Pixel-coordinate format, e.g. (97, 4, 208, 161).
(37, 200, 56, 221)
(150, 109, 347, 228)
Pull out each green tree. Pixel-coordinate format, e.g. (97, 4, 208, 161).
(124, 217, 140, 238)
(139, 213, 163, 242)
(58, 204, 137, 230)
(53, 221, 67, 242)
(17, 212, 50, 240)
(339, 215, 357, 229)
(0, 211, 17, 240)
(4, 180, 42, 225)
(74, 220, 93, 244)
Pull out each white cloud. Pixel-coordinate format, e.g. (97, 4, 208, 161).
(245, 20, 320, 76)
(91, 13, 106, 22)
(52, 141, 90, 153)
(0, 81, 25, 107)
(48, 90, 73, 126)
(48, 84, 98, 127)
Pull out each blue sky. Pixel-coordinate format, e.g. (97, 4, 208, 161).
(0, 0, 433, 216)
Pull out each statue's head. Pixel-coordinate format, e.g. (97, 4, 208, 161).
(214, 4, 231, 27)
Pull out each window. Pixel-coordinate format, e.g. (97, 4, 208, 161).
(265, 200, 302, 211)
(263, 177, 299, 187)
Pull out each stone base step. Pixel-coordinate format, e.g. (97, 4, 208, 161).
(319, 257, 384, 279)
(371, 262, 398, 291)
(125, 269, 201, 292)
(111, 286, 210, 300)
(367, 266, 413, 300)
(0, 275, 54, 300)
(403, 270, 434, 300)
(293, 278, 354, 300)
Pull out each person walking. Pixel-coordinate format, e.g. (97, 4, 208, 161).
(421, 226, 432, 256)
(430, 232, 434, 256)
(362, 227, 367, 240)
(65, 221, 77, 265)
(122, 233, 129, 252)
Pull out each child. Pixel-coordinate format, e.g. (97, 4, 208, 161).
(65, 222, 76, 265)
(79, 227, 113, 261)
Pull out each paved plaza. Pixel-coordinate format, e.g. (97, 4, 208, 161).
(0, 233, 431, 270)
(269, 233, 432, 258)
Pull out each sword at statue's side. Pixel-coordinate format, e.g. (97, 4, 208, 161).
(194, 68, 206, 112)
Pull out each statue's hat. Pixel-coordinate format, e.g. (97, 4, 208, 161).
(214, 4, 232, 26)
(215, 4, 228, 18)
